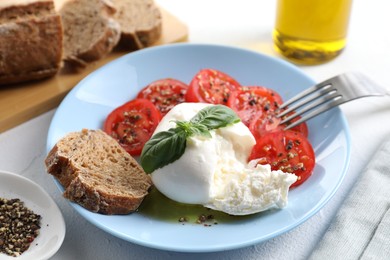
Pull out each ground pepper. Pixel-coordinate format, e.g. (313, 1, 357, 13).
(0, 197, 41, 257)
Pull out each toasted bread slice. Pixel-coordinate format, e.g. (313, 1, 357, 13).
(45, 129, 152, 215)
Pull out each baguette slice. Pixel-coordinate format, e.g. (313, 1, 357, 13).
(0, 0, 63, 85)
(45, 129, 152, 215)
(59, 0, 121, 67)
(112, 0, 162, 50)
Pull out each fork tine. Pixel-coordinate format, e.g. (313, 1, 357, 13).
(279, 72, 389, 130)
(278, 77, 335, 110)
(277, 86, 338, 118)
(279, 91, 342, 123)
(283, 98, 345, 130)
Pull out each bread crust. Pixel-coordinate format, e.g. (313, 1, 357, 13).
(0, 0, 163, 83)
(0, 0, 63, 85)
(0, 0, 53, 20)
(63, 176, 146, 214)
(45, 129, 152, 215)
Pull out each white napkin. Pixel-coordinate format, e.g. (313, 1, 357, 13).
(309, 137, 390, 260)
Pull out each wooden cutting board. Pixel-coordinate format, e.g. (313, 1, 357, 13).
(0, 9, 188, 133)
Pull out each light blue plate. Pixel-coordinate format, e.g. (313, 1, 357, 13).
(46, 43, 351, 252)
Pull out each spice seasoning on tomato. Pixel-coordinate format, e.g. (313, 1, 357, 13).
(104, 99, 162, 156)
(137, 78, 189, 115)
(249, 130, 315, 187)
(185, 69, 241, 105)
(227, 86, 283, 126)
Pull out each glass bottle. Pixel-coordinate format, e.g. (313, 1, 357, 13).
(273, 0, 353, 65)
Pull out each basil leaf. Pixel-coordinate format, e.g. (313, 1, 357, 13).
(189, 123, 212, 138)
(140, 128, 187, 174)
(175, 120, 211, 138)
(190, 105, 240, 130)
(140, 104, 241, 174)
(174, 120, 194, 136)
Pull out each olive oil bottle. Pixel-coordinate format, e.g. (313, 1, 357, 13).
(273, 0, 353, 65)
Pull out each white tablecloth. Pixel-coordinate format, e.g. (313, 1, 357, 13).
(1, 0, 390, 259)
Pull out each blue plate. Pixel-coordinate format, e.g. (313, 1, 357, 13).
(46, 43, 351, 252)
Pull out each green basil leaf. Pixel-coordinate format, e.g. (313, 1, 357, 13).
(175, 120, 211, 138)
(140, 104, 241, 174)
(173, 120, 194, 136)
(140, 128, 187, 174)
(189, 123, 212, 138)
(190, 105, 240, 130)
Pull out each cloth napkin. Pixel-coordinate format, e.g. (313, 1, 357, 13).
(309, 137, 390, 260)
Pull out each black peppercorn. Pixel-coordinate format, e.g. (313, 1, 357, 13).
(0, 197, 41, 257)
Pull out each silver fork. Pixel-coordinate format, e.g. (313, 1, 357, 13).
(277, 72, 390, 130)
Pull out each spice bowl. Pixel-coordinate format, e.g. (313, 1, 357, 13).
(0, 170, 65, 260)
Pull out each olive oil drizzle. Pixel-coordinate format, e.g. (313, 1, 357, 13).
(137, 188, 256, 224)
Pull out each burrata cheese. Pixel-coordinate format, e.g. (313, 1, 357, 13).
(150, 102, 297, 215)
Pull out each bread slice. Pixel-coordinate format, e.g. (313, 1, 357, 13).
(0, 0, 63, 85)
(112, 0, 162, 50)
(45, 129, 152, 215)
(59, 0, 121, 67)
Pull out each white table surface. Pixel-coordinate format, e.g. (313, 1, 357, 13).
(1, 0, 390, 259)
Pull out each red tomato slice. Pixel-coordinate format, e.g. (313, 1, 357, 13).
(249, 110, 309, 138)
(185, 69, 241, 105)
(227, 86, 283, 126)
(249, 130, 315, 187)
(278, 110, 309, 137)
(104, 99, 162, 156)
(136, 78, 188, 115)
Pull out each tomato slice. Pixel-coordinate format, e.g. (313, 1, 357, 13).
(227, 86, 283, 126)
(185, 69, 241, 105)
(249, 110, 309, 138)
(136, 78, 188, 115)
(278, 110, 309, 137)
(249, 130, 315, 187)
(103, 99, 162, 156)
